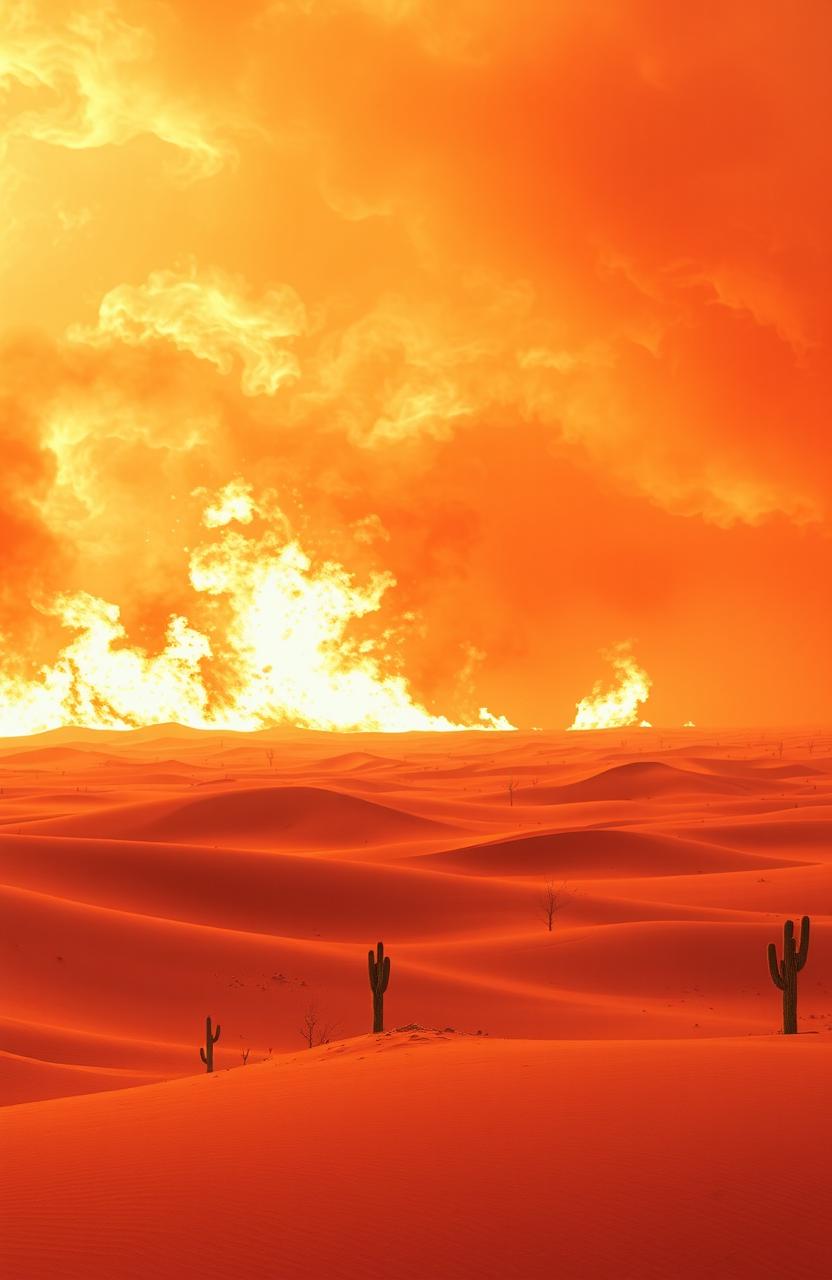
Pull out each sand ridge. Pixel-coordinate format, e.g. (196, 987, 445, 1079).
(2, 726, 832, 1276)
(2, 725, 831, 1100)
(3, 1032, 832, 1278)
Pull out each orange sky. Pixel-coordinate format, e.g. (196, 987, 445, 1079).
(1, 0, 830, 731)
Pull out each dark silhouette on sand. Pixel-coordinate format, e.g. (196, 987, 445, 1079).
(768, 916, 810, 1035)
(200, 1015, 221, 1072)
(368, 941, 391, 1033)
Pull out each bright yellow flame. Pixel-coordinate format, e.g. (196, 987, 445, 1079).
(199, 479, 261, 528)
(0, 484, 514, 735)
(568, 644, 652, 731)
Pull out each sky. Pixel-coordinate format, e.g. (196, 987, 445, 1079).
(0, 0, 830, 732)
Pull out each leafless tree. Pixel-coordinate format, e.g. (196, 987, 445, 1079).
(266, 748, 275, 768)
(508, 777, 519, 807)
(241, 1048, 250, 1065)
(540, 881, 569, 932)
(298, 1004, 338, 1048)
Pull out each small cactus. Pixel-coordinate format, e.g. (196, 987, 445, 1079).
(767, 916, 810, 1035)
(200, 1015, 221, 1071)
(368, 941, 390, 1033)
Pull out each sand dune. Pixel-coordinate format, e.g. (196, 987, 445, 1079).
(678, 755, 825, 779)
(522, 759, 777, 804)
(3, 727, 832, 1275)
(0, 745, 113, 767)
(3, 1034, 832, 1279)
(667, 814, 832, 852)
(414, 826, 797, 877)
(12, 785, 459, 848)
(306, 750, 406, 771)
(0, 1048, 164, 1106)
(0, 832, 536, 939)
(404, 918, 832, 1008)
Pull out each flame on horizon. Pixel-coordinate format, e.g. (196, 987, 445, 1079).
(568, 645, 652, 731)
(0, 483, 514, 737)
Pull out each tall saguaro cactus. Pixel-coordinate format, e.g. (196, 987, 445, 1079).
(767, 916, 810, 1035)
(200, 1015, 221, 1071)
(368, 941, 391, 1033)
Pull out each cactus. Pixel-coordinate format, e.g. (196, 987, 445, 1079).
(199, 1015, 221, 1071)
(767, 916, 810, 1035)
(368, 941, 390, 1033)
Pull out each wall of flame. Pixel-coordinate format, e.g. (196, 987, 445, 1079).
(1, 1, 830, 731)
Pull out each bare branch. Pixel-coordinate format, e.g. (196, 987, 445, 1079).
(539, 880, 570, 931)
(298, 1002, 339, 1047)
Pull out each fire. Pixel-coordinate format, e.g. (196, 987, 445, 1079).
(568, 645, 652, 731)
(0, 484, 514, 736)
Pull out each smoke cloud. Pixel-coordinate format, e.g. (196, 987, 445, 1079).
(0, 0, 830, 728)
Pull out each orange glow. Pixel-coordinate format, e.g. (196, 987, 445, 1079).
(1, 1, 831, 729)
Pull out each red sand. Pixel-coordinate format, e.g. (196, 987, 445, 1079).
(1, 725, 831, 1276)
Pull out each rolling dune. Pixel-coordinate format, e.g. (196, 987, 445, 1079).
(13, 785, 460, 849)
(3, 727, 832, 1276)
(3, 1034, 832, 1279)
(522, 759, 777, 804)
(413, 826, 799, 877)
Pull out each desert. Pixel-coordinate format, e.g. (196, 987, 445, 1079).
(2, 725, 831, 1277)
(4, 3, 832, 1273)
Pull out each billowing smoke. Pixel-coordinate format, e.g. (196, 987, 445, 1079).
(1, 1, 830, 729)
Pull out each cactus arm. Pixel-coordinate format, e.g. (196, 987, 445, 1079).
(214, 1024, 221, 1043)
(368, 949, 376, 987)
(381, 955, 390, 994)
(768, 943, 785, 989)
(796, 915, 810, 970)
(200, 1047, 208, 1064)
